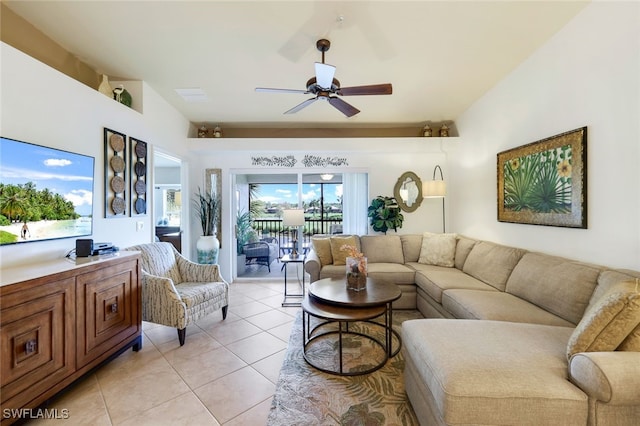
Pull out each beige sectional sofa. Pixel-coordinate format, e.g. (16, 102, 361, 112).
(304, 233, 640, 425)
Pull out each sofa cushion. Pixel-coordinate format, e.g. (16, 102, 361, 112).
(566, 280, 640, 359)
(588, 270, 640, 311)
(442, 289, 575, 327)
(329, 235, 359, 265)
(418, 232, 457, 267)
(413, 264, 497, 304)
(319, 264, 349, 280)
(367, 263, 416, 285)
(360, 235, 404, 264)
(400, 234, 423, 263)
(454, 235, 477, 270)
(619, 323, 640, 351)
(506, 253, 601, 325)
(402, 319, 586, 425)
(462, 241, 526, 291)
(311, 236, 333, 266)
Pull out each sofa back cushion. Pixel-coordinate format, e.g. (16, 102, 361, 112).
(566, 279, 640, 359)
(462, 241, 526, 291)
(506, 253, 601, 325)
(311, 236, 333, 266)
(329, 235, 360, 265)
(360, 235, 404, 264)
(454, 236, 477, 270)
(400, 234, 423, 263)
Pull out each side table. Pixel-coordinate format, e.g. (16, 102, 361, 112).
(281, 253, 306, 307)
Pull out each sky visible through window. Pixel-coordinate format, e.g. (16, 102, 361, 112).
(255, 183, 342, 206)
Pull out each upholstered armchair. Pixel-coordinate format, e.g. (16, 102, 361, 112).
(243, 237, 279, 271)
(125, 242, 229, 346)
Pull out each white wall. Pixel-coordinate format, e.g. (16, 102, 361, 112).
(187, 138, 449, 279)
(0, 43, 191, 268)
(450, 2, 640, 269)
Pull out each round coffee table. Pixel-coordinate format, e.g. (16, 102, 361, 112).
(302, 277, 402, 376)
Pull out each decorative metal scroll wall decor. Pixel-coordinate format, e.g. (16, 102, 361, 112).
(497, 126, 587, 228)
(250, 154, 349, 168)
(302, 155, 348, 167)
(104, 128, 128, 217)
(130, 137, 148, 216)
(251, 155, 297, 167)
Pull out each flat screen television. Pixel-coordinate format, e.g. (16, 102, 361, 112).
(0, 136, 95, 245)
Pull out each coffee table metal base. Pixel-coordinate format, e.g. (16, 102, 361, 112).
(301, 295, 400, 376)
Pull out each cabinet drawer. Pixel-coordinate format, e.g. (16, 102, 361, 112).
(1, 278, 75, 409)
(76, 260, 139, 368)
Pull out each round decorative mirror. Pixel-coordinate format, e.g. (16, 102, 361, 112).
(394, 171, 423, 212)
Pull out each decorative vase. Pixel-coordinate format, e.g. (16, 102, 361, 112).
(98, 74, 113, 97)
(346, 256, 367, 292)
(197, 235, 219, 264)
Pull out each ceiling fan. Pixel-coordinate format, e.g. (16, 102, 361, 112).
(256, 39, 392, 118)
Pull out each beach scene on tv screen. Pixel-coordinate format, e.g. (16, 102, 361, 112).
(0, 137, 95, 245)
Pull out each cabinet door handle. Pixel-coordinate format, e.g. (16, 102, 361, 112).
(25, 339, 37, 355)
(110, 302, 118, 313)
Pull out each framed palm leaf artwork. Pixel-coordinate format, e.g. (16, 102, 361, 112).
(497, 127, 587, 228)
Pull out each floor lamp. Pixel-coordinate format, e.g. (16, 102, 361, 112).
(423, 165, 446, 233)
(282, 209, 305, 257)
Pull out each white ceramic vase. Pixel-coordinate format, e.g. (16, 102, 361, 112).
(197, 235, 219, 264)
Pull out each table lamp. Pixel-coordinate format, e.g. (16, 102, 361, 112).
(282, 209, 305, 257)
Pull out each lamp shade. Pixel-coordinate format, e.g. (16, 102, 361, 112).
(423, 180, 446, 198)
(282, 209, 305, 226)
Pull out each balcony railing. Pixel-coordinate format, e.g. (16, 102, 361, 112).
(251, 218, 343, 249)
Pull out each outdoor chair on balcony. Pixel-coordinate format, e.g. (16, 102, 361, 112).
(125, 242, 229, 346)
(243, 237, 279, 272)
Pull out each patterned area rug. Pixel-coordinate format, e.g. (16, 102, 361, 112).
(267, 309, 423, 425)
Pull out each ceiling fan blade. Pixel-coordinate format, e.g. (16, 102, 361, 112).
(315, 62, 336, 89)
(328, 97, 360, 117)
(284, 97, 318, 114)
(337, 83, 393, 96)
(255, 87, 309, 94)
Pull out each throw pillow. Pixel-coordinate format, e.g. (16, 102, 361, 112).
(418, 232, 457, 267)
(311, 237, 333, 266)
(566, 281, 640, 360)
(330, 235, 358, 266)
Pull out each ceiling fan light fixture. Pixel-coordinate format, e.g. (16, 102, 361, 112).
(255, 38, 392, 117)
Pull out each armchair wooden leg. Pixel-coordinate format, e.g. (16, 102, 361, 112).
(177, 328, 186, 346)
(222, 305, 228, 320)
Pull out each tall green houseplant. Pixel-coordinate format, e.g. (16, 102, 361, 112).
(368, 196, 404, 234)
(194, 187, 219, 236)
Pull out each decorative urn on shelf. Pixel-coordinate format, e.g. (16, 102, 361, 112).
(98, 74, 113, 98)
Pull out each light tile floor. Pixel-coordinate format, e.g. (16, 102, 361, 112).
(29, 278, 303, 426)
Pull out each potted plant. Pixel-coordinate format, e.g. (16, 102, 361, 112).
(236, 210, 258, 275)
(367, 195, 404, 234)
(193, 187, 220, 264)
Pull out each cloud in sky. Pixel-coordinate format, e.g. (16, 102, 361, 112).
(44, 158, 72, 167)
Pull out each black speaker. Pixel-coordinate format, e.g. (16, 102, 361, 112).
(76, 239, 93, 257)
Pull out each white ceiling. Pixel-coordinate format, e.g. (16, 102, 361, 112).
(6, 1, 589, 128)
